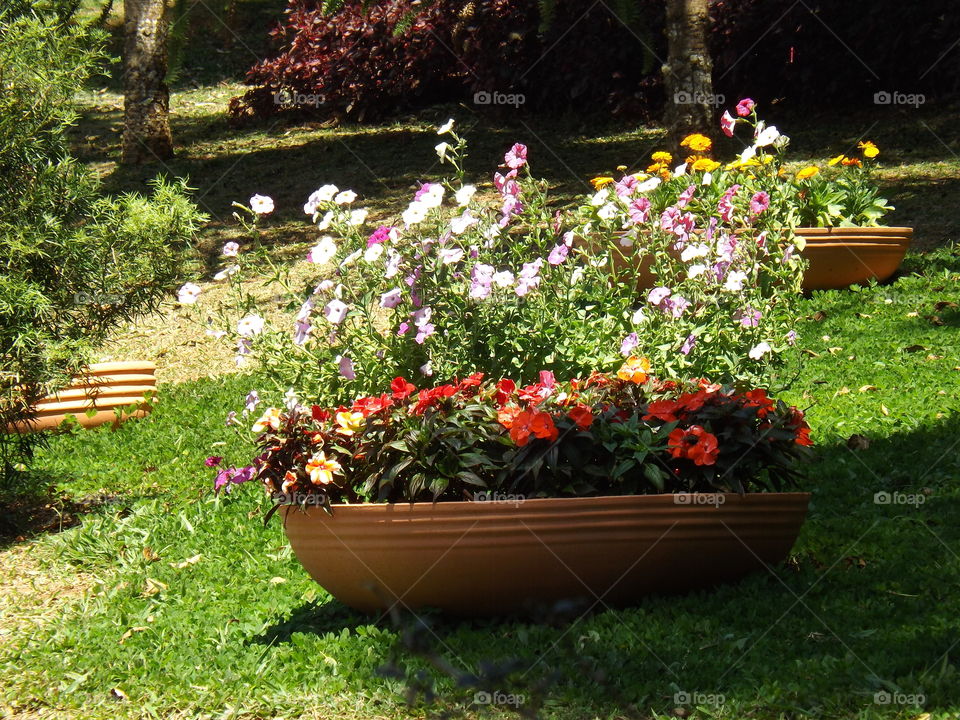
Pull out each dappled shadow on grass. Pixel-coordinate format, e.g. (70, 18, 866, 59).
(252, 597, 373, 643)
(0, 470, 123, 549)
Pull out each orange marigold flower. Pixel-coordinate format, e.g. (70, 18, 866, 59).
(590, 176, 614, 189)
(680, 133, 712, 153)
(841, 156, 862, 167)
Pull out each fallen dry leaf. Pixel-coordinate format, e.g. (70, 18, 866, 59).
(141, 578, 167, 598)
(170, 554, 202, 570)
(934, 301, 958, 311)
(880, 404, 890, 416)
(835, 387, 851, 396)
(119, 626, 148, 644)
(858, 385, 878, 393)
(142, 547, 160, 563)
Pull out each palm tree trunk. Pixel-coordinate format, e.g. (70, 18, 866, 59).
(662, 0, 714, 154)
(121, 0, 173, 164)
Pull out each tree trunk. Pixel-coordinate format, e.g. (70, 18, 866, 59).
(122, 0, 173, 164)
(662, 0, 714, 155)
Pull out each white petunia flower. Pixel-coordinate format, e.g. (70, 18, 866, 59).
(455, 185, 477, 206)
(237, 314, 265, 337)
(250, 194, 274, 215)
(334, 190, 357, 205)
(307, 236, 337, 265)
(437, 118, 454, 134)
(177, 282, 201, 304)
(749, 341, 772, 360)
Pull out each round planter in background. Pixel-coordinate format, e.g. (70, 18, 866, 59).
(797, 226, 913, 291)
(7, 361, 157, 433)
(282, 492, 811, 617)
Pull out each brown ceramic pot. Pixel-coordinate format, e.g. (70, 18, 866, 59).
(588, 226, 912, 293)
(282, 492, 810, 617)
(7, 361, 157, 433)
(797, 226, 913, 291)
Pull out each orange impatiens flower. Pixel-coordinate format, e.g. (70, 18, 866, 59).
(305, 451, 342, 485)
(667, 425, 719, 466)
(507, 409, 559, 446)
(335, 410, 365, 436)
(251, 407, 282, 433)
(617, 356, 651, 384)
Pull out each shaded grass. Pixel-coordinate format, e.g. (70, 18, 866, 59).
(1, 249, 959, 719)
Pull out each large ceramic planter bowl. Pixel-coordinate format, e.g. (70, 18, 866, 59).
(283, 492, 810, 616)
(7, 361, 157, 433)
(797, 226, 913, 291)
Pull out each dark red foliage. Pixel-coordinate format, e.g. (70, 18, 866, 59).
(231, 0, 960, 123)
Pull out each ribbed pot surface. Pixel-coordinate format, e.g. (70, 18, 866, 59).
(798, 227, 912, 290)
(283, 493, 811, 616)
(7, 361, 157, 432)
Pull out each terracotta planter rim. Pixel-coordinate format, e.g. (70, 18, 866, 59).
(283, 491, 812, 515)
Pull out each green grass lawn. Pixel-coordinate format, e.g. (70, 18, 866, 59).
(3, 3, 958, 718)
(2, 247, 959, 719)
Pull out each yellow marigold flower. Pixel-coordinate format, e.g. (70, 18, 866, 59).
(651, 151, 672, 163)
(251, 407, 282, 433)
(761, 155, 774, 165)
(827, 154, 846, 166)
(796, 165, 820, 180)
(305, 451, 341, 486)
(616, 165, 628, 172)
(646, 161, 667, 174)
(590, 176, 614, 189)
(632, 172, 650, 182)
(680, 134, 712, 153)
(335, 410, 365, 436)
(617, 356, 651, 384)
(858, 140, 879, 158)
(691, 157, 721, 172)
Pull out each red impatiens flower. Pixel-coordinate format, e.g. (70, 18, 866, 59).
(411, 384, 456, 415)
(311, 405, 331, 423)
(391, 377, 416, 400)
(785, 408, 814, 446)
(352, 393, 393, 417)
(567, 404, 594, 430)
(677, 391, 709, 413)
(643, 399, 682, 422)
(744, 388, 774, 418)
(668, 425, 720, 466)
(508, 409, 559, 446)
(457, 372, 485, 394)
(494, 378, 516, 407)
(518, 382, 551, 405)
